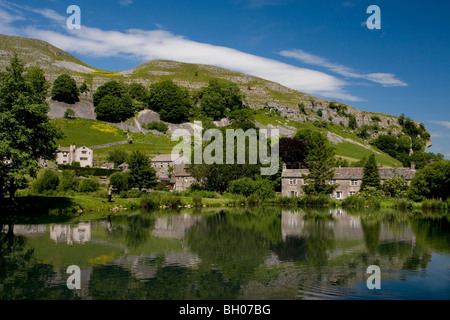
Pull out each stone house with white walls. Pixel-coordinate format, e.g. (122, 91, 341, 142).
(56, 145, 94, 168)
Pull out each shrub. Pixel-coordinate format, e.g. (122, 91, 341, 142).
(78, 178, 100, 193)
(59, 170, 79, 191)
(193, 196, 203, 207)
(421, 199, 448, 211)
(109, 172, 130, 192)
(227, 178, 275, 200)
(382, 177, 408, 198)
(32, 169, 60, 194)
(145, 121, 168, 133)
(64, 108, 76, 119)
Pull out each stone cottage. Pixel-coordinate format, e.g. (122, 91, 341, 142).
(281, 163, 416, 200)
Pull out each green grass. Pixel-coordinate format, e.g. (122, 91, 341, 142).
(53, 118, 128, 147)
(94, 132, 178, 160)
(334, 141, 401, 167)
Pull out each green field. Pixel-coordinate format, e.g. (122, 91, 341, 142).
(57, 114, 402, 167)
(53, 118, 128, 147)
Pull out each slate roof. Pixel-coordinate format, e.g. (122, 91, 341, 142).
(282, 167, 416, 180)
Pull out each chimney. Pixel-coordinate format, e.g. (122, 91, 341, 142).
(282, 163, 287, 172)
(411, 162, 416, 170)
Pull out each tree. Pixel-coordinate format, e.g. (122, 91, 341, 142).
(147, 80, 192, 123)
(107, 149, 129, 167)
(32, 169, 60, 194)
(279, 137, 308, 169)
(361, 154, 381, 191)
(64, 108, 76, 119)
(79, 178, 99, 193)
(382, 176, 408, 198)
(295, 129, 337, 196)
(51, 74, 79, 104)
(128, 83, 147, 102)
(109, 172, 130, 192)
(128, 150, 157, 190)
(93, 81, 127, 106)
(198, 79, 244, 120)
(79, 81, 89, 94)
(94, 94, 134, 123)
(408, 160, 450, 202)
(0, 55, 63, 201)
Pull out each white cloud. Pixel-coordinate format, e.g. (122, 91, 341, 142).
(430, 121, 450, 129)
(2, 2, 361, 102)
(279, 49, 407, 87)
(119, 0, 134, 6)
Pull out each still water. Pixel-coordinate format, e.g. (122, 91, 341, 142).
(1, 207, 449, 300)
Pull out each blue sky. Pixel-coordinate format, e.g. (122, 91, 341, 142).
(1, 0, 449, 157)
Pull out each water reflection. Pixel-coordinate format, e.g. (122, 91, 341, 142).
(0, 208, 449, 300)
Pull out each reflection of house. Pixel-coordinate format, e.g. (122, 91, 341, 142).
(50, 222, 91, 245)
(152, 214, 198, 239)
(56, 145, 94, 168)
(281, 163, 416, 200)
(2, 224, 47, 237)
(150, 153, 189, 183)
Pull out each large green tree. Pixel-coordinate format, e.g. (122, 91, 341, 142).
(128, 150, 157, 191)
(361, 154, 381, 191)
(197, 79, 244, 120)
(296, 129, 337, 196)
(94, 94, 134, 123)
(147, 80, 192, 123)
(408, 160, 450, 201)
(0, 55, 62, 202)
(51, 74, 79, 104)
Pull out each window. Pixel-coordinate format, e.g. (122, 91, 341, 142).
(351, 180, 358, 186)
(330, 180, 337, 185)
(160, 163, 163, 168)
(184, 177, 188, 183)
(289, 191, 298, 198)
(350, 192, 356, 196)
(80, 157, 88, 161)
(336, 192, 343, 199)
(82, 151, 87, 155)
(63, 154, 67, 158)
(289, 179, 297, 185)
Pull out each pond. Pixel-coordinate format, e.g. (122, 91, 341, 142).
(1, 207, 449, 300)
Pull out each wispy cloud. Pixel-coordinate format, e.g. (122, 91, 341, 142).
(119, 0, 134, 6)
(279, 49, 408, 87)
(2, 2, 360, 102)
(430, 121, 450, 129)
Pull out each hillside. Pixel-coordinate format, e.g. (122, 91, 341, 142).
(0, 34, 431, 167)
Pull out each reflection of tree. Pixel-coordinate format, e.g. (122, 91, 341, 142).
(361, 221, 380, 254)
(273, 236, 308, 262)
(0, 223, 73, 300)
(124, 214, 155, 249)
(409, 216, 450, 254)
(304, 219, 336, 268)
(185, 212, 270, 284)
